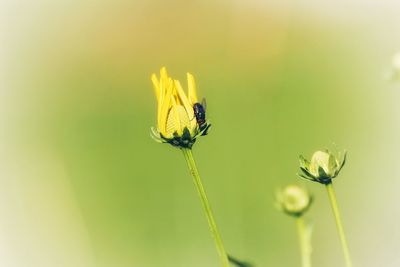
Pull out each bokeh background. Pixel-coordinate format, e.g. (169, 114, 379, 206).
(2, 0, 400, 266)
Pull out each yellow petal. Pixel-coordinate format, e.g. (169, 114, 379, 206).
(165, 108, 176, 137)
(178, 105, 191, 132)
(187, 73, 198, 105)
(175, 80, 194, 116)
(175, 79, 197, 133)
(159, 78, 173, 135)
(151, 73, 160, 100)
(160, 67, 169, 86)
(170, 94, 182, 134)
(151, 73, 164, 126)
(165, 103, 190, 137)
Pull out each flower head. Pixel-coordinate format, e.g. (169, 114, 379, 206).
(276, 184, 312, 217)
(298, 149, 347, 184)
(150, 67, 210, 148)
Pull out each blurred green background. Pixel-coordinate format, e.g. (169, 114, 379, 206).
(2, 1, 400, 267)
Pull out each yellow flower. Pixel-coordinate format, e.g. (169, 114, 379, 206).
(150, 67, 210, 148)
(276, 185, 312, 217)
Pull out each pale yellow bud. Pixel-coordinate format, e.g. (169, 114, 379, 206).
(277, 185, 312, 217)
(299, 148, 347, 184)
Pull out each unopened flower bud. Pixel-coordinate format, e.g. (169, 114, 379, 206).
(150, 67, 211, 148)
(276, 185, 312, 217)
(299, 149, 346, 184)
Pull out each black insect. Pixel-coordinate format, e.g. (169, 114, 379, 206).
(193, 98, 207, 130)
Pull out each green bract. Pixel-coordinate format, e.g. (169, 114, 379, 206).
(298, 149, 347, 184)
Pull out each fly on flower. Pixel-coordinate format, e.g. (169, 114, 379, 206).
(193, 98, 209, 135)
(150, 67, 211, 148)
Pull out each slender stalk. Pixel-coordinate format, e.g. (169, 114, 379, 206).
(326, 182, 353, 267)
(181, 148, 230, 267)
(296, 216, 312, 267)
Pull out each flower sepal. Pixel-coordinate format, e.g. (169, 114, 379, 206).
(151, 125, 212, 149)
(162, 127, 196, 149)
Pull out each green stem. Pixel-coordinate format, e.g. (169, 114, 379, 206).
(326, 183, 353, 267)
(181, 148, 230, 267)
(296, 216, 312, 267)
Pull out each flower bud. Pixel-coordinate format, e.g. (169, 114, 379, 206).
(299, 149, 346, 184)
(150, 67, 211, 148)
(276, 185, 312, 217)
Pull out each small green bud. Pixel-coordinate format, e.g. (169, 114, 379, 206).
(276, 185, 312, 217)
(298, 149, 346, 184)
